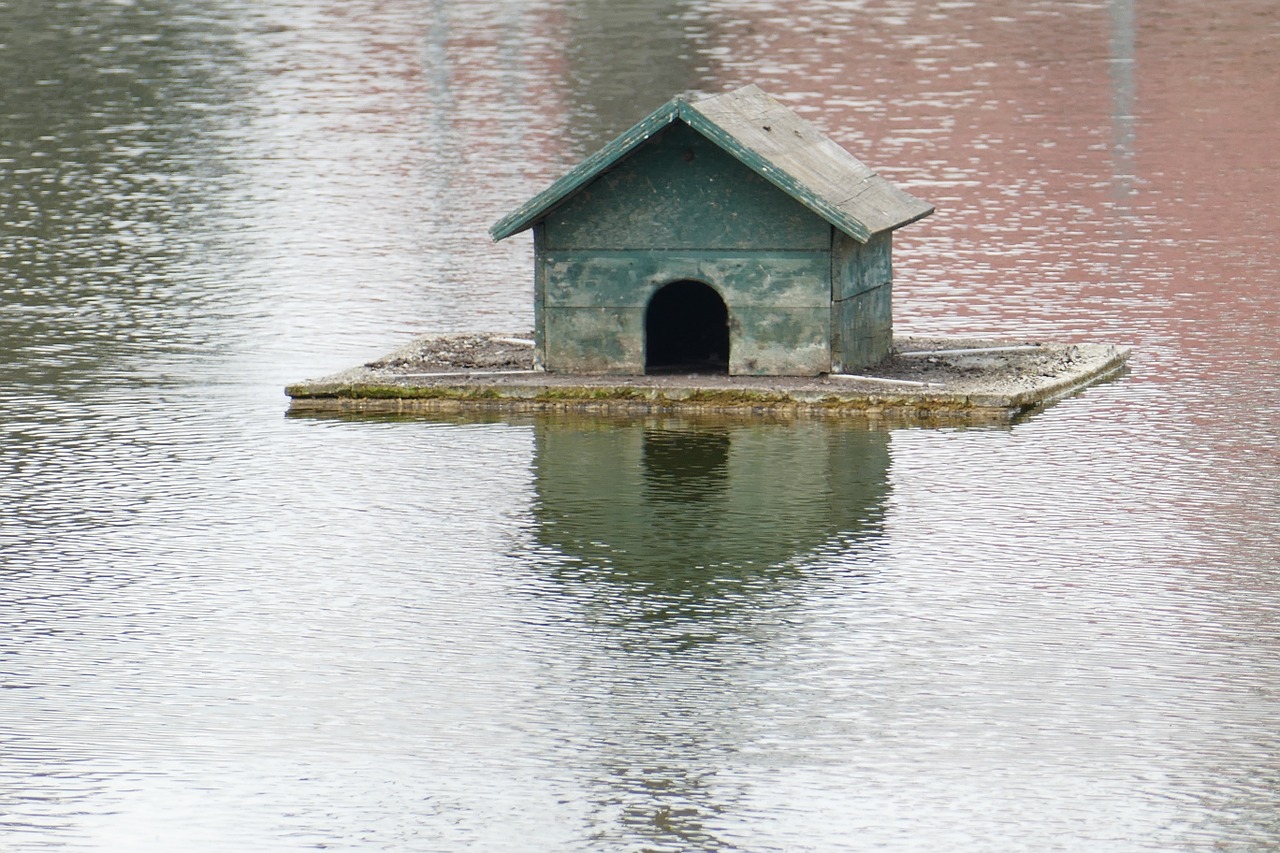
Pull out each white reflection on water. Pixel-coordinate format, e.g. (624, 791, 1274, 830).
(1, 0, 1278, 850)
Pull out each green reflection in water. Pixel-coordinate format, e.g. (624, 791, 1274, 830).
(525, 414, 891, 849)
(531, 415, 891, 616)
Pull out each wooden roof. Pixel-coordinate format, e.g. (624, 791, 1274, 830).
(490, 84, 933, 244)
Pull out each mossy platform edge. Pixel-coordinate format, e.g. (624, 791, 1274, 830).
(285, 336, 1130, 424)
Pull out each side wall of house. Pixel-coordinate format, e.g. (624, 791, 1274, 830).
(831, 230, 893, 372)
(536, 122, 832, 375)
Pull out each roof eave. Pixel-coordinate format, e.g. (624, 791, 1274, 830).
(864, 201, 935, 238)
(489, 98, 684, 242)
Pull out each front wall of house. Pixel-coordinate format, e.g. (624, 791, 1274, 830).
(538, 250, 830, 375)
(537, 122, 833, 375)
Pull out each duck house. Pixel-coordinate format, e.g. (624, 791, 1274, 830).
(490, 84, 933, 376)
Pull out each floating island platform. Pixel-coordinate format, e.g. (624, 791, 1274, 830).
(286, 333, 1129, 424)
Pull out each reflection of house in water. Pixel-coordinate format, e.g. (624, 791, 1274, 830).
(525, 417, 892, 849)
(530, 417, 891, 606)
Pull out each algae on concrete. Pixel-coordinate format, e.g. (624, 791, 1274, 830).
(286, 333, 1130, 424)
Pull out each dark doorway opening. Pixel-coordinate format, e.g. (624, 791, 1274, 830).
(644, 280, 729, 374)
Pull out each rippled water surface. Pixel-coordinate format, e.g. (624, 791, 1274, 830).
(2, 1, 1278, 850)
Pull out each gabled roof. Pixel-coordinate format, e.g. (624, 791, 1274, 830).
(490, 84, 933, 244)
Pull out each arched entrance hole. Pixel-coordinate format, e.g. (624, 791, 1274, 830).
(644, 280, 729, 374)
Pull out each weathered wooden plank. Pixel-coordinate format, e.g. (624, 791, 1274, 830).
(539, 251, 830, 309)
(683, 85, 933, 241)
(833, 283, 893, 370)
(543, 307, 645, 374)
(832, 230, 892, 301)
(731, 307, 831, 375)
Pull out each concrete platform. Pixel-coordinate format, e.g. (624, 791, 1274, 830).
(285, 333, 1130, 424)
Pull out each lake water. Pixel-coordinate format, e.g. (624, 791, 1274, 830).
(2, 1, 1278, 850)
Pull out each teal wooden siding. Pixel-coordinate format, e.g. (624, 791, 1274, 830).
(731, 307, 831, 375)
(534, 220, 895, 374)
(538, 248, 831, 375)
(542, 123, 829, 252)
(543, 306, 645, 374)
(832, 283, 892, 372)
(831, 231, 893, 371)
(541, 251, 830, 308)
(832, 230, 891, 301)
(532, 226, 547, 370)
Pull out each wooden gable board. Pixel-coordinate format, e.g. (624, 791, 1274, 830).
(490, 84, 933, 244)
(489, 98, 682, 242)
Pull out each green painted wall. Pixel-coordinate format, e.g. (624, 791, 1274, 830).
(831, 231, 893, 371)
(543, 306, 644, 374)
(538, 250, 830, 374)
(833, 283, 892, 372)
(542, 122, 829, 251)
(542, 251, 829, 308)
(833, 230, 891, 301)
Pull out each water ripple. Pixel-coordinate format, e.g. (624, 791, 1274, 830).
(1, 0, 1278, 850)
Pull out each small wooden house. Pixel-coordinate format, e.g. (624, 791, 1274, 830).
(490, 84, 933, 376)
